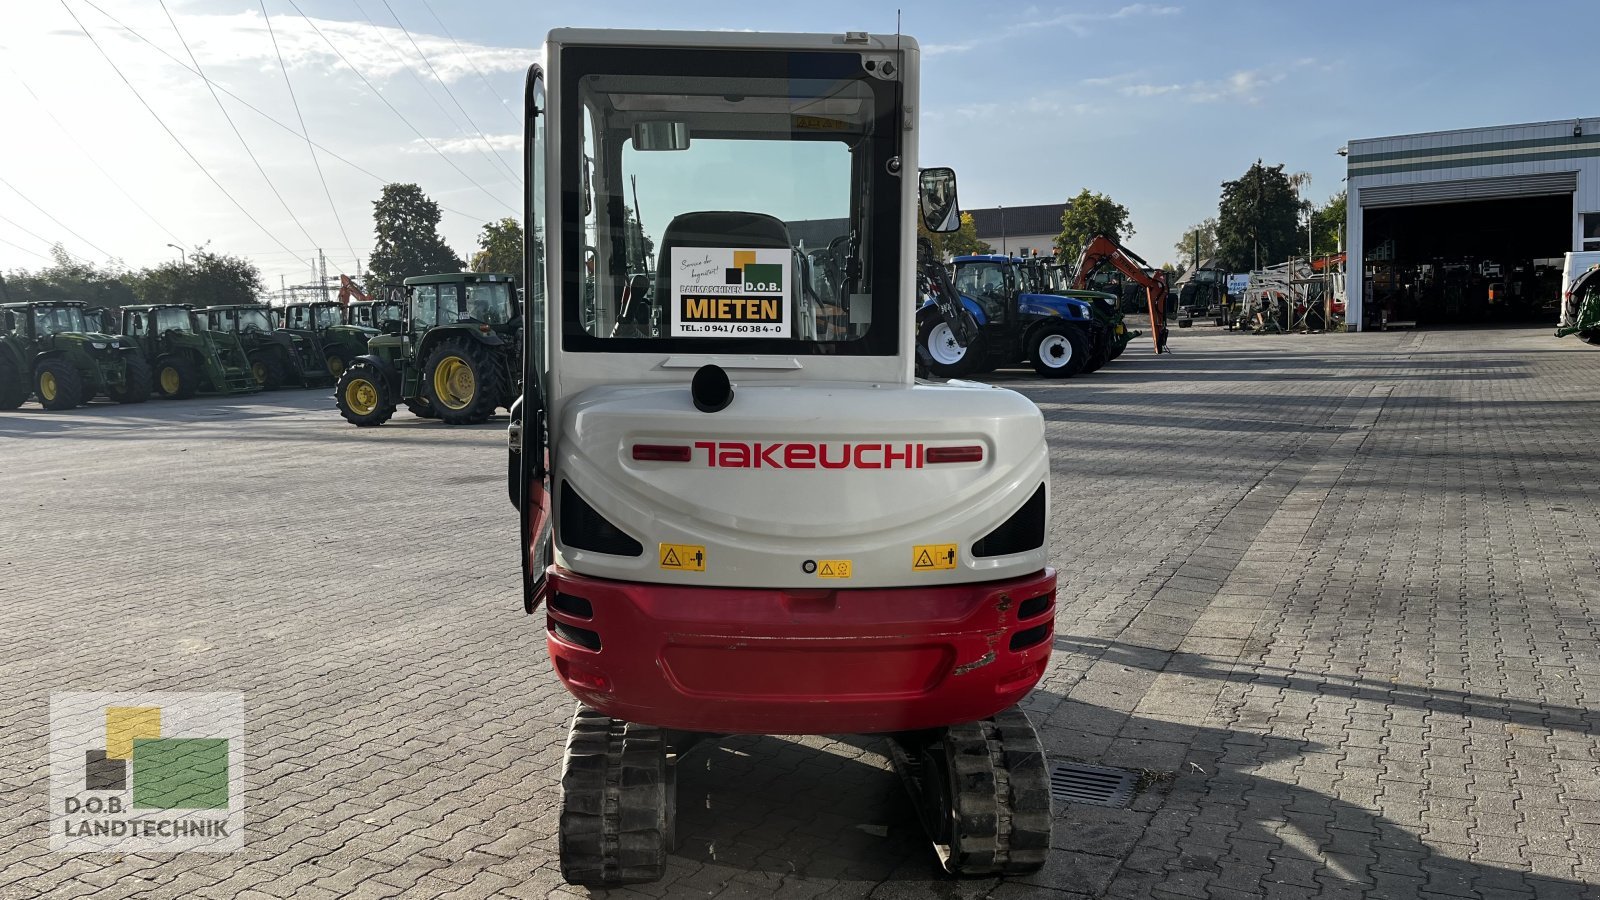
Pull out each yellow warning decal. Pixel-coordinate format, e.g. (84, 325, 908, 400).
(816, 560, 852, 579)
(659, 543, 706, 572)
(912, 544, 959, 571)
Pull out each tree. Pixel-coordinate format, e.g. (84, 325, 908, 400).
(470, 218, 522, 274)
(4, 245, 139, 309)
(366, 184, 463, 287)
(1310, 190, 1347, 257)
(1054, 189, 1133, 265)
(133, 245, 263, 307)
(1215, 161, 1304, 272)
(1174, 217, 1219, 268)
(917, 211, 991, 259)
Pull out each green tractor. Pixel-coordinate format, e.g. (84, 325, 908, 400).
(199, 304, 329, 390)
(345, 297, 404, 330)
(0, 301, 152, 410)
(278, 301, 376, 380)
(119, 304, 259, 399)
(336, 272, 519, 426)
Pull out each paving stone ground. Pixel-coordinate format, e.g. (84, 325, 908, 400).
(1, 324, 1597, 899)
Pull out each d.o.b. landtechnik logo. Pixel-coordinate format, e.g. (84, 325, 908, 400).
(50, 692, 243, 852)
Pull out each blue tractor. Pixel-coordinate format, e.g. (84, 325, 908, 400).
(916, 254, 1111, 379)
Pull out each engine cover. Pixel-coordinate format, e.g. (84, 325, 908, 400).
(553, 379, 1049, 588)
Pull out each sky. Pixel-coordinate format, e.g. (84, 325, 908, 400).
(1, 0, 1596, 292)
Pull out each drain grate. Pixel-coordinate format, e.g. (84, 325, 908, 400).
(1047, 761, 1137, 809)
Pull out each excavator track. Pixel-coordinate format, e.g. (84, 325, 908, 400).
(887, 707, 1051, 876)
(558, 706, 674, 886)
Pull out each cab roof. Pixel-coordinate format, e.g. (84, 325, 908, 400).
(402, 272, 515, 286)
(0, 300, 86, 309)
(122, 304, 193, 311)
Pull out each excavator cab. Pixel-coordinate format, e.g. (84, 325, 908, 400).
(512, 29, 1056, 886)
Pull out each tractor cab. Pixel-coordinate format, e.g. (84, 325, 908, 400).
(201, 304, 320, 389)
(0, 300, 150, 410)
(120, 304, 257, 398)
(279, 301, 372, 378)
(509, 29, 1056, 886)
(345, 298, 404, 330)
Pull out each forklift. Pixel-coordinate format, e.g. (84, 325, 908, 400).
(508, 29, 1057, 886)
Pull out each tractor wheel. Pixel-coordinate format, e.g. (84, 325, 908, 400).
(325, 349, 351, 378)
(1029, 323, 1089, 378)
(406, 396, 440, 419)
(0, 357, 27, 410)
(424, 339, 505, 425)
(34, 358, 84, 410)
(918, 311, 983, 378)
(107, 354, 151, 404)
(335, 361, 396, 427)
(154, 355, 199, 400)
(250, 351, 288, 390)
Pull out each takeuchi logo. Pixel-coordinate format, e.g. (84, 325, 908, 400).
(50, 692, 243, 853)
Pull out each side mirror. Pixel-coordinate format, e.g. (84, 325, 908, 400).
(631, 121, 690, 151)
(919, 167, 961, 233)
(2, 311, 13, 333)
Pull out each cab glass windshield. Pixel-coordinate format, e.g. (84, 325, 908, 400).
(464, 283, 514, 324)
(954, 261, 1016, 301)
(238, 309, 274, 332)
(313, 305, 341, 329)
(560, 46, 902, 354)
(154, 308, 193, 333)
(33, 306, 88, 336)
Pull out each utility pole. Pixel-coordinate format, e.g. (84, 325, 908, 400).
(999, 205, 1007, 255)
(280, 274, 286, 306)
(318, 249, 330, 302)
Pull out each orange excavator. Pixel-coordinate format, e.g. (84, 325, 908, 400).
(336, 274, 374, 307)
(1070, 234, 1170, 353)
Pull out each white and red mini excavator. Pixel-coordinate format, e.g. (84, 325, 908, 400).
(508, 28, 1058, 886)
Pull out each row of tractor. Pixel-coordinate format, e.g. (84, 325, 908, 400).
(0, 271, 524, 427)
(915, 236, 1171, 379)
(0, 295, 389, 410)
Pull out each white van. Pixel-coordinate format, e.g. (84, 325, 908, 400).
(1559, 251, 1600, 328)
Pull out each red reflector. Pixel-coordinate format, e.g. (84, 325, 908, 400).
(926, 445, 984, 464)
(632, 444, 692, 462)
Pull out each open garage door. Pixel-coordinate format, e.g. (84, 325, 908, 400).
(1362, 174, 1575, 326)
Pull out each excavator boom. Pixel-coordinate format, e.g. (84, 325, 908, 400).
(1070, 234, 1169, 353)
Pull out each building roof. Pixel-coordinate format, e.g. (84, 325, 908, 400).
(965, 204, 1067, 239)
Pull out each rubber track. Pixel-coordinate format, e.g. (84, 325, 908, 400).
(890, 708, 1051, 876)
(558, 706, 669, 886)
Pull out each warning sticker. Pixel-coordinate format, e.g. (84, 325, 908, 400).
(659, 543, 706, 572)
(816, 560, 852, 579)
(912, 544, 959, 571)
(670, 247, 790, 338)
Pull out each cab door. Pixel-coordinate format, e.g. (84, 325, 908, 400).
(512, 63, 552, 611)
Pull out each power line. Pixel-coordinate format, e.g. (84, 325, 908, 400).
(0, 175, 115, 260)
(381, 0, 521, 186)
(347, 0, 518, 189)
(73, 0, 495, 224)
(0, 210, 87, 263)
(2, 62, 185, 246)
(56, 0, 305, 259)
(160, 0, 320, 252)
(281, 0, 517, 217)
(0, 233, 52, 262)
(259, 0, 359, 273)
(417, 0, 520, 129)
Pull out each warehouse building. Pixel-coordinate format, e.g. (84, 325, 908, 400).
(966, 204, 1066, 259)
(1346, 116, 1600, 330)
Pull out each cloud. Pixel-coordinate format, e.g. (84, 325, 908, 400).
(921, 3, 1180, 53)
(406, 133, 519, 155)
(1112, 67, 1291, 105)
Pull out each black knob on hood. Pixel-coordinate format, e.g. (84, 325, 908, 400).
(691, 364, 733, 413)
